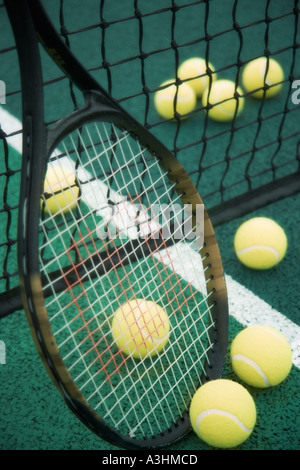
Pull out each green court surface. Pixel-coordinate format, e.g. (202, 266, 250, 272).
(0, 0, 299, 451)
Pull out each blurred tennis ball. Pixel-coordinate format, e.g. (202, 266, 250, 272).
(43, 166, 79, 215)
(189, 379, 256, 449)
(242, 57, 284, 99)
(111, 299, 170, 359)
(234, 217, 287, 269)
(230, 325, 293, 388)
(177, 57, 216, 97)
(202, 79, 244, 121)
(154, 79, 196, 120)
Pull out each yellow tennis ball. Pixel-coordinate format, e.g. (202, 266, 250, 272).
(202, 79, 244, 121)
(190, 379, 256, 449)
(230, 325, 293, 388)
(111, 299, 170, 359)
(242, 57, 284, 99)
(154, 79, 196, 120)
(43, 166, 79, 215)
(178, 57, 216, 97)
(234, 217, 287, 269)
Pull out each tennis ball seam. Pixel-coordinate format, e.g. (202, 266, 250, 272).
(236, 244, 280, 261)
(196, 409, 252, 434)
(136, 313, 169, 346)
(260, 326, 290, 345)
(231, 354, 270, 387)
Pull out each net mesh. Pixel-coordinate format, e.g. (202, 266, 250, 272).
(1, 0, 300, 306)
(40, 120, 210, 439)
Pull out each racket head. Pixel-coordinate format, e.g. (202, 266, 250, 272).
(20, 94, 228, 449)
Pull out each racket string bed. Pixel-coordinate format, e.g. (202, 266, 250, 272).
(38, 121, 216, 440)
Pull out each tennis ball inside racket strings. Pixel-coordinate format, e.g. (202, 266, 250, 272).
(111, 299, 170, 359)
(42, 165, 79, 215)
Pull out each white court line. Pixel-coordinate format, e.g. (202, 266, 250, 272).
(1, 106, 299, 368)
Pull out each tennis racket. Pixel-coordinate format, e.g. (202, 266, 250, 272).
(6, 0, 228, 449)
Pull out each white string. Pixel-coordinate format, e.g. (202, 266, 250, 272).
(39, 121, 213, 439)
